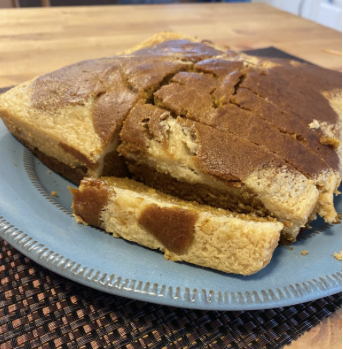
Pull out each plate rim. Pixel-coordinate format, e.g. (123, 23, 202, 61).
(0, 215, 342, 311)
(0, 145, 342, 311)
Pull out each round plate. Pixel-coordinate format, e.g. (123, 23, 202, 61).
(0, 120, 341, 311)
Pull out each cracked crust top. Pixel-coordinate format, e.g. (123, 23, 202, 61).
(27, 34, 341, 178)
(0, 32, 341, 183)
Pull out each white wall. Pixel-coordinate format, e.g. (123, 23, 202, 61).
(252, 0, 342, 32)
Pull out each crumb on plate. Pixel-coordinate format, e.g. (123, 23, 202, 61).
(301, 250, 309, 256)
(334, 250, 342, 261)
(51, 191, 58, 197)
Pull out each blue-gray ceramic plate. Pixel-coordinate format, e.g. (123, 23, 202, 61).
(0, 119, 341, 310)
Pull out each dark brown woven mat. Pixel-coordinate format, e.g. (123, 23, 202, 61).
(0, 238, 341, 349)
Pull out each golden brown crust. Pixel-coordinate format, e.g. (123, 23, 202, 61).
(195, 59, 244, 79)
(31, 58, 138, 147)
(209, 104, 329, 177)
(120, 103, 291, 182)
(31, 59, 113, 113)
(183, 117, 286, 181)
(232, 88, 340, 171)
(241, 60, 341, 125)
(11, 37, 339, 182)
(120, 103, 169, 153)
(92, 77, 139, 145)
(138, 203, 198, 254)
(30, 54, 189, 147)
(120, 57, 190, 99)
(70, 178, 109, 228)
(212, 71, 242, 107)
(153, 69, 338, 177)
(171, 72, 219, 93)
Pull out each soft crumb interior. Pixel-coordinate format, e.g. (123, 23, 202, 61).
(313, 171, 341, 223)
(123, 116, 231, 190)
(121, 114, 319, 227)
(0, 83, 105, 170)
(103, 176, 276, 222)
(100, 182, 282, 275)
(244, 166, 319, 226)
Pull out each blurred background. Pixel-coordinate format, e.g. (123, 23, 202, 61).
(1, 0, 342, 32)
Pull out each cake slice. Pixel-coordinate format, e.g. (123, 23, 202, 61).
(70, 177, 283, 275)
(118, 104, 320, 243)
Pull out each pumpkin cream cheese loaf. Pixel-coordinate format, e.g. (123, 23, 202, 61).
(70, 177, 283, 275)
(0, 32, 341, 245)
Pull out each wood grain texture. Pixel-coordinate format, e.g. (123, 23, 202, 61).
(288, 307, 342, 349)
(0, 3, 341, 87)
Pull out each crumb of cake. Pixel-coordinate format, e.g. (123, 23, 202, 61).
(51, 191, 58, 197)
(74, 214, 89, 226)
(47, 170, 51, 174)
(289, 247, 293, 251)
(308, 119, 320, 129)
(283, 220, 293, 228)
(14, 164, 17, 166)
(319, 136, 340, 150)
(334, 251, 342, 261)
(301, 250, 309, 256)
(334, 214, 342, 224)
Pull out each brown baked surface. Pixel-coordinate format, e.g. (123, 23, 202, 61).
(1, 34, 340, 179)
(25, 37, 341, 177)
(0, 32, 341, 249)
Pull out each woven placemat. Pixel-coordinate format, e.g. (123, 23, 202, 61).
(0, 238, 341, 349)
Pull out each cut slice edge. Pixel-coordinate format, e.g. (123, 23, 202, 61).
(70, 177, 283, 276)
(118, 106, 320, 243)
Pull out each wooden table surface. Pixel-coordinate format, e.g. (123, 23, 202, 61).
(0, 3, 341, 88)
